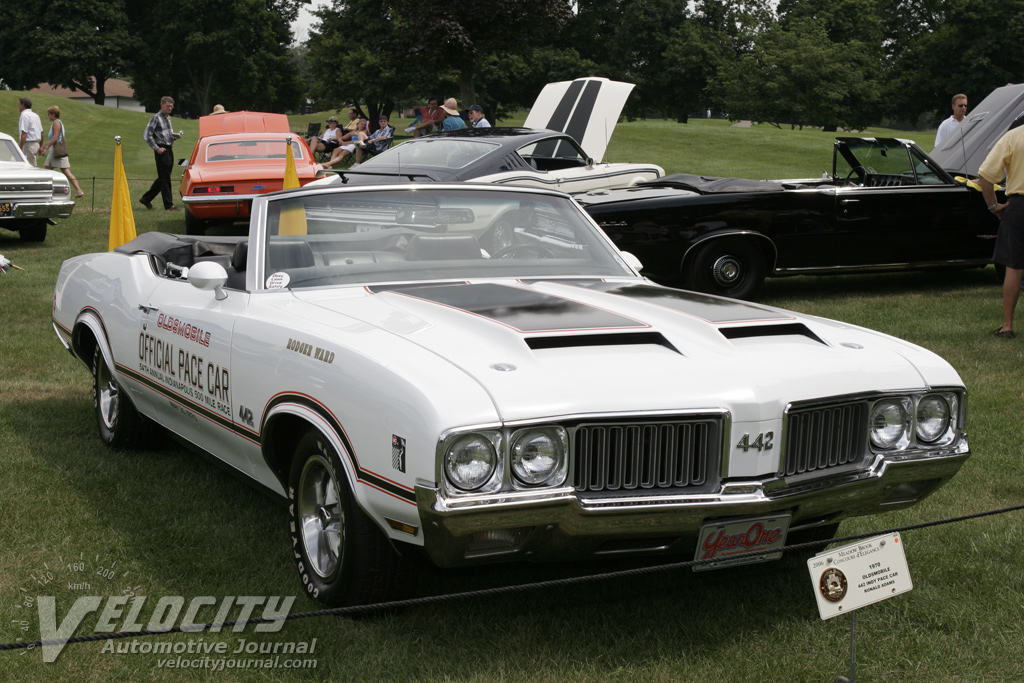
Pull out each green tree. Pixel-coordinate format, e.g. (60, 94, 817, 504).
(0, 0, 136, 104)
(127, 0, 303, 116)
(392, 0, 572, 105)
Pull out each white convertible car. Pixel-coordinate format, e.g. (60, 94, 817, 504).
(0, 131, 75, 241)
(52, 182, 969, 606)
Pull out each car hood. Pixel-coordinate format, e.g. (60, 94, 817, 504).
(524, 77, 635, 163)
(930, 83, 1024, 176)
(0, 161, 68, 183)
(292, 279, 960, 423)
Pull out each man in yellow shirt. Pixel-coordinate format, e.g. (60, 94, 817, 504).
(979, 122, 1024, 338)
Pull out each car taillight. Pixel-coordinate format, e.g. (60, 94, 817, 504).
(195, 185, 234, 194)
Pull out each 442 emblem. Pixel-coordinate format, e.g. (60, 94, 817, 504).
(736, 432, 773, 452)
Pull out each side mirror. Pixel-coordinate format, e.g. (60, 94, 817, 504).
(620, 251, 644, 273)
(188, 261, 228, 300)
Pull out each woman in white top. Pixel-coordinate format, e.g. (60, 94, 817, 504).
(39, 105, 84, 198)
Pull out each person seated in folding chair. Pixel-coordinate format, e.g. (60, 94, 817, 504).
(308, 116, 343, 162)
(322, 118, 369, 168)
(353, 116, 395, 165)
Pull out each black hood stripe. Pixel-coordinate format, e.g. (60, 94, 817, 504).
(386, 282, 649, 333)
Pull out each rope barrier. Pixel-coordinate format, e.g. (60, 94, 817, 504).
(4, 501, 1023, 654)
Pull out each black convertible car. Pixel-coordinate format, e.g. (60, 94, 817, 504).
(578, 136, 1002, 299)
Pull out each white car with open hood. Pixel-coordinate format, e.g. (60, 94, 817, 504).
(52, 182, 969, 606)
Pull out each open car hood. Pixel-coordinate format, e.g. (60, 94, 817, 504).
(198, 111, 291, 139)
(930, 83, 1024, 176)
(524, 77, 634, 164)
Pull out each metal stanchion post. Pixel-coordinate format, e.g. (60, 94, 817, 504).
(837, 610, 856, 683)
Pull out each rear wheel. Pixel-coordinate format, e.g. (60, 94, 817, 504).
(184, 209, 207, 235)
(91, 345, 145, 449)
(18, 221, 47, 242)
(685, 238, 766, 300)
(288, 431, 413, 607)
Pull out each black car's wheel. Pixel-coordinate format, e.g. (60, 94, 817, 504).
(288, 431, 412, 607)
(184, 210, 207, 235)
(685, 238, 766, 300)
(91, 345, 145, 449)
(18, 221, 47, 242)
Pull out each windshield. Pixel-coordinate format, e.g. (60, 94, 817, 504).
(361, 138, 496, 169)
(835, 139, 950, 185)
(205, 139, 305, 163)
(261, 188, 633, 289)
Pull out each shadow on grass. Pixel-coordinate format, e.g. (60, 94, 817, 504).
(7, 395, 824, 660)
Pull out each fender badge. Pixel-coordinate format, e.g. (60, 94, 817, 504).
(490, 363, 517, 372)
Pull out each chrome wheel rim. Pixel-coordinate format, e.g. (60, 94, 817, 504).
(297, 455, 343, 579)
(95, 355, 119, 430)
(711, 254, 742, 287)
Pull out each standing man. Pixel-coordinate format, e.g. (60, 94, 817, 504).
(467, 104, 491, 128)
(140, 96, 182, 211)
(934, 93, 968, 149)
(17, 98, 42, 166)
(979, 121, 1024, 338)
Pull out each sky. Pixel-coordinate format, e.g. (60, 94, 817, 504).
(291, 0, 330, 44)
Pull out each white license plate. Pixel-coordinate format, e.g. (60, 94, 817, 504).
(693, 514, 791, 571)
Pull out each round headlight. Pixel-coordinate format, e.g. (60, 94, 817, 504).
(445, 434, 497, 490)
(916, 395, 951, 443)
(511, 429, 565, 486)
(870, 399, 909, 449)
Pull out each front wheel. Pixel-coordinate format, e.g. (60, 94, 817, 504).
(91, 345, 145, 449)
(288, 431, 413, 607)
(684, 238, 767, 300)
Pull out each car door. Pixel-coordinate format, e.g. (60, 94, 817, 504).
(135, 277, 252, 477)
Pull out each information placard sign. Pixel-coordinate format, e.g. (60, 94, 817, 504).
(807, 532, 912, 620)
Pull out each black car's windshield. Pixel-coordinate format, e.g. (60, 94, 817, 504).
(261, 187, 633, 289)
(835, 138, 950, 186)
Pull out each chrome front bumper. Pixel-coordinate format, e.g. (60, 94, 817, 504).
(415, 442, 970, 567)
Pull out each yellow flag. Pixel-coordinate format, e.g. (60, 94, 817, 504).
(283, 137, 300, 190)
(278, 137, 307, 235)
(108, 137, 138, 250)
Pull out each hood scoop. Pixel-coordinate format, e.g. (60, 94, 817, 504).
(719, 323, 825, 345)
(527, 331, 680, 353)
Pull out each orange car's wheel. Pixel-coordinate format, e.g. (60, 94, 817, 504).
(184, 209, 207, 235)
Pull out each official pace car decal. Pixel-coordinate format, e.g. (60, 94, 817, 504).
(135, 316, 231, 419)
(370, 282, 649, 333)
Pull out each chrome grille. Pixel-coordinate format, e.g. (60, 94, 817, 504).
(783, 402, 867, 476)
(572, 420, 720, 493)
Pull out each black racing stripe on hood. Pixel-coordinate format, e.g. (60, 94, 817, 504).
(544, 79, 585, 132)
(564, 80, 603, 151)
(581, 282, 794, 324)
(378, 282, 648, 333)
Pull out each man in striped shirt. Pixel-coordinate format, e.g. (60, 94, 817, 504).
(140, 96, 182, 211)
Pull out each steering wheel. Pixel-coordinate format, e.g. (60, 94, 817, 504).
(491, 244, 552, 259)
(846, 165, 868, 180)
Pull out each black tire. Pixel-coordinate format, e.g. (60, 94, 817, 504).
(18, 221, 47, 242)
(684, 238, 767, 300)
(184, 209, 206, 235)
(288, 431, 413, 607)
(91, 345, 145, 449)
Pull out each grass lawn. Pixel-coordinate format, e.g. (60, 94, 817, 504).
(2, 91, 1023, 682)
